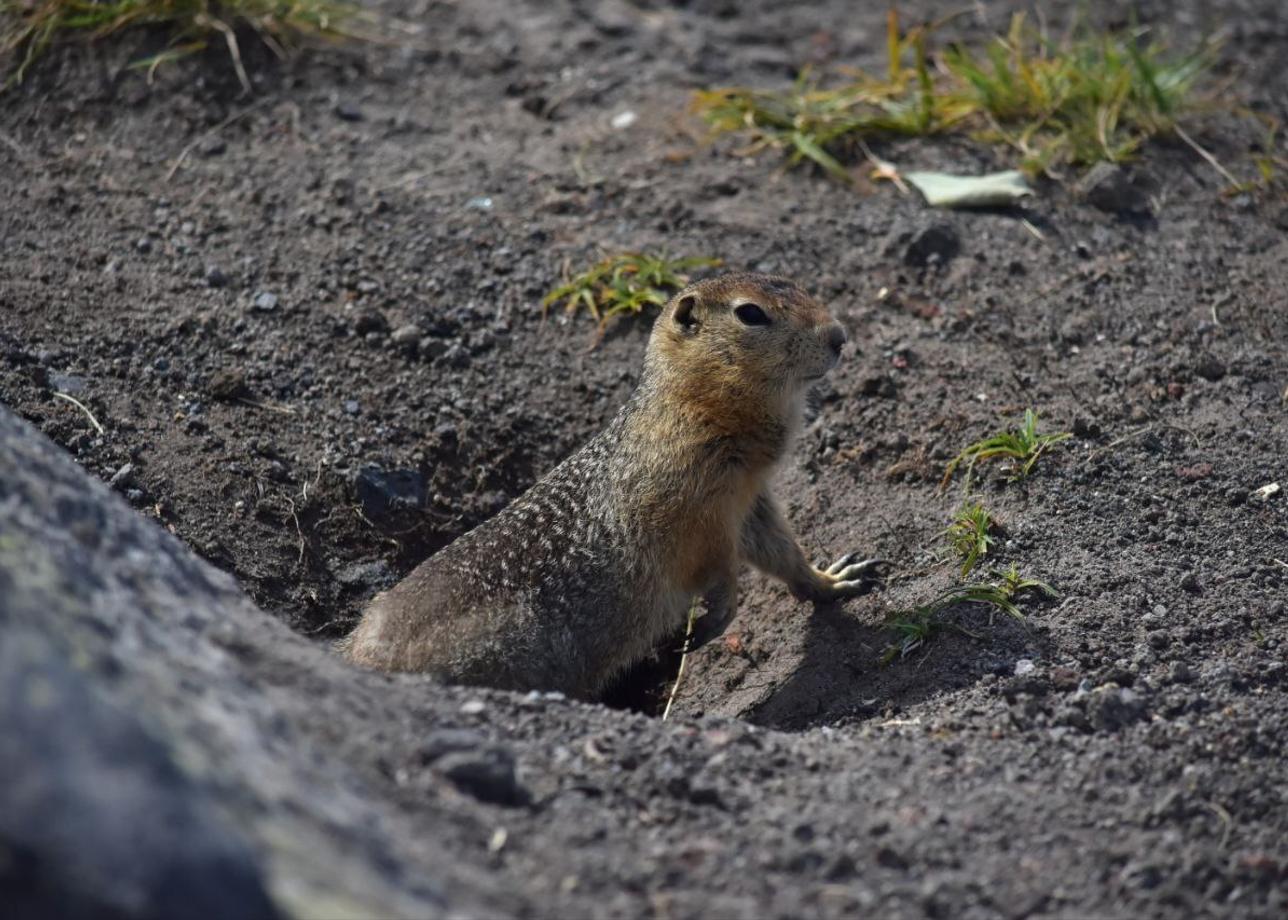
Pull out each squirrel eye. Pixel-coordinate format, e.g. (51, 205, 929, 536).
(733, 303, 771, 326)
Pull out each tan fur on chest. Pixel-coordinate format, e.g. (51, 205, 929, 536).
(670, 468, 763, 592)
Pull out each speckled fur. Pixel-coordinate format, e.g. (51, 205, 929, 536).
(342, 273, 858, 698)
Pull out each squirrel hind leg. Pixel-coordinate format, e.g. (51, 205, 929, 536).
(689, 576, 738, 650)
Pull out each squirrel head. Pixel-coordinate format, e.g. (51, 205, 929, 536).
(646, 272, 847, 401)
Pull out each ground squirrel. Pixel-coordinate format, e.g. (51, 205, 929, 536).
(342, 272, 879, 697)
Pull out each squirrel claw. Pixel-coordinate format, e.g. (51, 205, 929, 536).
(817, 554, 885, 600)
(824, 554, 885, 580)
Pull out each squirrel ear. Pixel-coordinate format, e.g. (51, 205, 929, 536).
(673, 295, 699, 332)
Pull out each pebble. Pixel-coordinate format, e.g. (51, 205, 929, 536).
(1014, 659, 1036, 677)
(205, 265, 228, 288)
(353, 310, 388, 336)
(252, 292, 278, 312)
(1194, 355, 1226, 382)
(1086, 685, 1146, 732)
(353, 466, 427, 526)
(1250, 482, 1280, 503)
(903, 223, 960, 268)
(108, 463, 134, 490)
(343, 400, 360, 415)
(460, 699, 487, 715)
(334, 102, 365, 122)
(135, 237, 152, 253)
(48, 372, 87, 394)
(335, 560, 393, 589)
(417, 729, 487, 764)
(391, 324, 422, 348)
(436, 747, 528, 806)
(1076, 162, 1149, 214)
(207, 368, 249, 402)
(610, 111, 638, 129)
(588, 0, 636, 35)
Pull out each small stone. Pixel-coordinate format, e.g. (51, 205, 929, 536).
(353, 310, 389, 336)
(1175, 463, 1213, 482)
(48, 372, 87, 394)
(343, 400, 360, 415)
(1087, 685, 1147, 732)
(334, 101, 365, 122)
(439, 343, 470, 368)
(1051, 667, 1080, 691)
(205, 265, 228, 288)
(1194, 355, 1226, 382)
(252, 292, 278, 312)
(459, 699, 487, 715)
(207, 368, 249, 402)
(903, 223, 960, 268)
(108, 463, 134, 490)
(436, 747, 528, 806)
(1077, 162, 1149, 214)
(198, 137, 227, 157)
(1250, 482, 1281, 503)
(135, 237, 153, 253)
(416, 729, 486, 764)
(354, 466, 427, 527)
(465, 196, 494, 211)
(1166, 381, 1184, 400)
(419, 338, 448, 361)
(588, 0, 636, 36)
(335, 560, 393, 589)
(610, 110, 638, 130)
(1072, 416, 1101, 440)
(1014, 659, 1036, 677)
(390, 324, 422, 347)
(859, 374, 896, 398)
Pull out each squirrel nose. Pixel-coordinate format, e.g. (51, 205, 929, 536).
(824, 323, 847, 357)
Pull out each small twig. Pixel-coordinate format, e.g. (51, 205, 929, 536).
(235, 396, 295, 415)
(1082, 424, 1152, 465)
(1174, 124, 1242, 189)
(53, 392, 104, 435)
(1210, 291, 1232, 327)
(880, 717, 922, 727)
(1204, 801, 1234, 849)
(301, 458, 324, 503)
(661, 602, 700, 721)
(286, 497, 306, 565)
(166, 95, 274, 181)
(857, 139, 909, 194)
(201, 13, 252, 96)
(0, 130, 29, 164)
(1019, 217, 1046, 242)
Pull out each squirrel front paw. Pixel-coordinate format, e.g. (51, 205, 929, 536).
(795, 552, 884, 602)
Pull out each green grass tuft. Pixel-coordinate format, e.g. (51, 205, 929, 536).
(880, 563, 1055, 665)
(542, 251, 721, 329)
(941, 409, 1071, 491)
(692, 10, 1217, 181)
(1, 0, 360, 91)
(943, 501, 996, 576)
